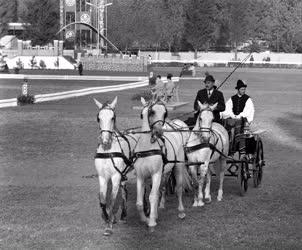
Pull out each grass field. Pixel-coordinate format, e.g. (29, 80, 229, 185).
(0, 67, 301, 249)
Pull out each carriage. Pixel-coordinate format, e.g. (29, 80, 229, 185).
(222, 129, 265, 196)
(93, 97, 266, 234)
(163, 118, 266, 197)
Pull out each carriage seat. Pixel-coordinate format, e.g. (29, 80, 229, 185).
(223, 118, 250, 155)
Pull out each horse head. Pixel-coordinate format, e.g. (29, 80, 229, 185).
(197, 101, 217, 141)
(94, 96, 117, 150)
(141, 97, 168, 142)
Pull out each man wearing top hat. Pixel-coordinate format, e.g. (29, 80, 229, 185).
(221, 79, 255, 156)
(185, 74, 225, 126)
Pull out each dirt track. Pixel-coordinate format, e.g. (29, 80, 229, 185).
(0, 68, 301, 249)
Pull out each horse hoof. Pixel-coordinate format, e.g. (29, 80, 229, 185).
(159, 205, 165, 209)
(197, 201, 205, 207)
(178, 212, 186, 219)
(103, 228, 113, 236)
(192, 201, 198, 207)
(149, 226, 156, 233)
(204, 198, 212, 204)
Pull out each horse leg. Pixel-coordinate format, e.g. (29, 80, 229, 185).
(143, 186, 150, 217)
(159, 172, 168, 209)
(174, 164, 186, 219)
(189, 165, 199, 207)
(103, 174, 121, 236)
(197, 162, 209, 207)
(120, 181, 128, 223)
(98, 176, 109, 223)
(136, 177, 149, 224)
(217, 158, 227, 201)
(148, 171, 161, 231)
(204, 169, 212, 204)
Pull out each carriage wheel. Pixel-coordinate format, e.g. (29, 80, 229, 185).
(238, 158, 249, 196)
(253, 139, 264, 187)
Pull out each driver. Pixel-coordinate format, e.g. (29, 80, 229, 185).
(221, 80, 255, 157)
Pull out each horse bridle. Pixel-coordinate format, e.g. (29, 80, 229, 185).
(141, 101, 168, 129)
(195, 108, 213, 142)
(96, 105, 116, 135)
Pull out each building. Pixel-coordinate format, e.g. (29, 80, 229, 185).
(60, 0, 109, 50)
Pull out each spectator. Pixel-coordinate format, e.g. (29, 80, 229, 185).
(152, 75, 166, 101)
(165, 73, 176, 102)
(188, 63, 196, 77)
(78, 61, 83, 75)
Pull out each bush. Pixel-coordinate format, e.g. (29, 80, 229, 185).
(16, 58, 24, 69)
(17, 94, 35, 106)
(14, 67, 20, 74)
(131, 89, 152, 101)
(39, 60, 46, 69)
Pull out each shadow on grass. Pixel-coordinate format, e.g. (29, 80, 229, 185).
(275, 112, 302, 143)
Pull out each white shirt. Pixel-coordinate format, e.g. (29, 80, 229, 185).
(221, 95, 255, 123)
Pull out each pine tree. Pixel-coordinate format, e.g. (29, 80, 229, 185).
(21, 0, 59, 45)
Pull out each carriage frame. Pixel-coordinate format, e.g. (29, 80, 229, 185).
(223, 131, 265, 196)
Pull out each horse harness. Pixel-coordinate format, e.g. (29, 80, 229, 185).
(184, 127, 229, 165)
(95, 105, 137, 181)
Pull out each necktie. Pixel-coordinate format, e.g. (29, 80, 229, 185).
(208, 90, 211, 98)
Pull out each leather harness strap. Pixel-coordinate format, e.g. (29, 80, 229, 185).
(95, 152, 133, 181)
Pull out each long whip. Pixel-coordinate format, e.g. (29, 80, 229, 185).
(217, 52, 252, 90)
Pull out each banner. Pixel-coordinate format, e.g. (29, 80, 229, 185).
(65, 0, 76, 12)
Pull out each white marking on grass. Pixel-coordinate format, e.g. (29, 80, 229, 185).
(0, 80, 149, 108)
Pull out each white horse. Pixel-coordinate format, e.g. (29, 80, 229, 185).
(185, 102, 229, 206)
(94, 97, 138, 236)
(133, 97, 191, 232)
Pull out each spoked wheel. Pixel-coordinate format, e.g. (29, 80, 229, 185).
(253, 139, 264, 187)
(238, 158, 249, 196)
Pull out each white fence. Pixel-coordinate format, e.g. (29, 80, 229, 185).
(140, 51, 302, 65)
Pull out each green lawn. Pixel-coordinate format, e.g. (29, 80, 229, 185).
(0, 67, 301, 249)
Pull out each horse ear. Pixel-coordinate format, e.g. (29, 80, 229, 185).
(93, 98, 103, 109)
(109, 96, 118, 109)
(209, 102, 218, 111)
(141, 97, 147, 106)
(198, 101, 208, 111)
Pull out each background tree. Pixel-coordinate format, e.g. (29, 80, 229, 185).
(227, 0, 251, 59)
(184, 0, 217, 57)
(266, 0, 302, 53)
(0, 0, 18, 37)
(155, 0, 186, 52)
(21, 0, 59, 45)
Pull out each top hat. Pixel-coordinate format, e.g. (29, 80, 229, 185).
(204, 75, 215, 83)
(235, 79, 247, 89)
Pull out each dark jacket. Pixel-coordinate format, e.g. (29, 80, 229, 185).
(194, 88, 225, 122)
